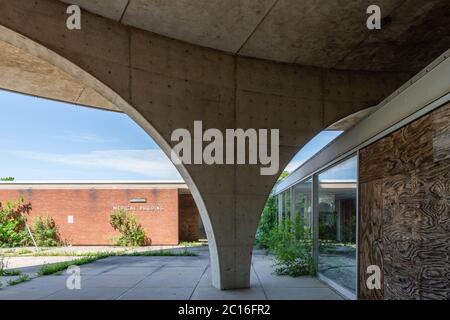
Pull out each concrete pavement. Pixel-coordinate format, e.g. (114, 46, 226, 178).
(0, 248, 343, 300)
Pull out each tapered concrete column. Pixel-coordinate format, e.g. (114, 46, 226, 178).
(0, 0, 409, 290)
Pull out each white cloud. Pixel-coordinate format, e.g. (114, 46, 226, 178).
(62, 132, 120, 144)
(11, 149, 183, 180)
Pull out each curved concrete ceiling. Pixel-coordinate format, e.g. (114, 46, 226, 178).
(60, 0, 450, 72)
(0, 38, 119, 111)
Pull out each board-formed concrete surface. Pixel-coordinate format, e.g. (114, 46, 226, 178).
(4, 0, 445, 291)
(0, 0, 410, 290)
(0, 248, 343, 300)
(59, 0, 450, 72)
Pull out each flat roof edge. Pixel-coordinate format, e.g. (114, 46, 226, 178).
(274, 49, 450, 195)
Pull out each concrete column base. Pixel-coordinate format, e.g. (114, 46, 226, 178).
(211, 245, 253, 290)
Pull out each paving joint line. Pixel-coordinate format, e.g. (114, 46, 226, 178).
(114, 262, 167, 300)
(187, 263, 210, 300)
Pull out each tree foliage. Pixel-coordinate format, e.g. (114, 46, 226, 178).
(110, 209, 149, 246)
(0, 198, 32, 247)
(32, 216, 61, 247)
(255, 171, 315, 277)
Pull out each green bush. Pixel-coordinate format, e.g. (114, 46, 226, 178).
(266, 215, 315, 277)
(110, 209, 149, 246)
(255, 193, 277, 249)
(32, 216, 61, 247)
(0, 198, 32, 248)
(255, 171, 289, 249)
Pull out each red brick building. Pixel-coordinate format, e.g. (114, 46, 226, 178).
(0, 181, 202, 245)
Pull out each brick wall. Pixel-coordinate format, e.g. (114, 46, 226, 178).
(0, 188, 180, 245)
(178, 193, 199, 241)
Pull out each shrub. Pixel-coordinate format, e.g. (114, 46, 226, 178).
(266, 214, 315, 277)
(0, 198, 32, 247)
(255, 193, 277, 249)
(255, 171, 289, 249)
(109, 209, 149, 246)
(32, 216, 61, 247)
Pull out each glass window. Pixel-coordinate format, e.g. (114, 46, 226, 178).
(292, 178, 312, 227)
(282, 190, 291, 220)
(317, 156, 357, 294)
(285, 130, 343, 173)
(277, 193, 283, 223)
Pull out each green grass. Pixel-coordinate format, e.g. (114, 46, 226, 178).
(0, 269, 22, 276)
(37, 254, 110, 276)
(31, 250, 198, 258)
(30, 251, 126, 257)
(7, 274, 29, 286)
(123, 250, 198, 257)
(0, 249, 35, 257)
(179, 241, 207, 247)
(36, 250, 197, 276)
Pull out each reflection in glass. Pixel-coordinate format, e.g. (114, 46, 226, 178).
(293, 178, 312, 227)
(283, 190, 291, 219)
(318, 156, 357, 294)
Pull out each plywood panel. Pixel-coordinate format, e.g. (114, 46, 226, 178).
(359, 102, 450, 300)
(359, 180, 384, 299)
(359, 114, 434, 184)
(432, 103, 450, 162)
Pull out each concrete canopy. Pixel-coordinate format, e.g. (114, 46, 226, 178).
(59, 0, 450, 72)
(0, 0, 447, 290)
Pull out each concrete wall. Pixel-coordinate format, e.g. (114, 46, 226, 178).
(0, 0, 410, 289)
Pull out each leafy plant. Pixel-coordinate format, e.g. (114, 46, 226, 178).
(266, 215, 315, 277)
(7, 274, 29, 286)
(0, 268, 22, 277)
(255, 193, 277, 249)
(0, 177, 14, 182)
(0, 198, 32, 247)
(109, 209, 149, 246)
(0, 255, 22, 279)
(38, 254, 110, 276)
(255, 171, 289, 249)
(32, 216, 61, 247)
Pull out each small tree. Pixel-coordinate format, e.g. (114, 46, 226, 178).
(267, 215, 315, 276)
(0, 198, 32, 247)
(32, 216, 61, 247)
(255, 194, 277, 248)
(255, 171, 289, 248)
(110, 209, 148, 246)
(0, 177, 14, 182)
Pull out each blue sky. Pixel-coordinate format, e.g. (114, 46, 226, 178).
(0, 90, 341, 181)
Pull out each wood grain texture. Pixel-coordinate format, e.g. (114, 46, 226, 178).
(432, 103, 450, 162)
(359, 180, 384, 299)
(359, 113, 434, 184)
(359, 102, 450, 300)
